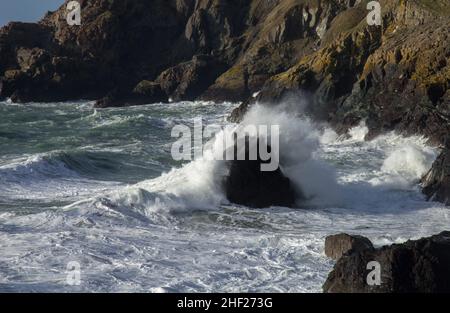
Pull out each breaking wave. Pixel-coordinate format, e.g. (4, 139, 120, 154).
(81, 102, 439, 215)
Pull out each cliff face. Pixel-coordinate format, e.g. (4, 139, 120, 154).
(0, 0, 448, 203)
(0, 0, 365, 104)
(422, 142, 450, 205)
(252, 0, 449, 142)
(0, 0, 199, 102)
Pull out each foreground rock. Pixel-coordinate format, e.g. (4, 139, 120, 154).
(323, 231, 450, 293)
(224, 138, 297, 208)
(324, 233, 374, 260)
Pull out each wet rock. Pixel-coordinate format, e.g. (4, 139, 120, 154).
(422, 143, 450, 205)
(224, 137, 297, 208)
(325, 233, 374, 260)
(228, 98, 251, 123)
(323, 231, 450, 293)
(95, 81, 168, 108)
(133, 81, 167, 102)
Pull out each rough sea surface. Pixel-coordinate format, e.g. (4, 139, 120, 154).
(0, 100, 448, 292)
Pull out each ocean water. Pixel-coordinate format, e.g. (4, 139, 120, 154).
(0, 99, 448, 292)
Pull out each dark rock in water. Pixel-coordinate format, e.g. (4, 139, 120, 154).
(323, 231, 450, 293)
(95, 91, 125, 108)
(95, 81, 168, 108)
(422, 143, 450, 206)
(324, 233, 374, 260)
(228, 98, 251, 123)
(130, 80, 168, 105)
(224, 137, 297, 208)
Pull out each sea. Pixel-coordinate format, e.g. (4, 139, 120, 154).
(0, 99, 447, 292)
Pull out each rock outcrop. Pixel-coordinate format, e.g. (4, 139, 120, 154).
(1, 0, 197, 104)
(1, 0, 448, 116)
(95, 80, 168, 108)
(0, 0, 368, 105)
(156, 54, 227, 101)
(422, 142, 450, 205)
(224, 137, 297, 208)
(323, 231, 450, 293)
(233, 1, 449, 139)
(324, 233, 374, 260)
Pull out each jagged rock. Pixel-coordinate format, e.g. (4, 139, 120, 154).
(231, 1, 449, 138)
(95, 81, 167, 108)
(132, 81, 168, 104)
(0, 0, 406, 105)
(224, 137, 297, 208)
(156, 55, 226, 101)
(1, 0, 448, 107)
(226, 0, 449, 206)
(0, 22, 54, 72)
(332, 20, 449, 144)
(1, 0, 195, 103)
(422, 144, 450, 205)
(201, 0, 360, 102)
(323, 231, 450, 293)
(324, 233, 374, 260)
(228, 98, 251, 123)
(134, 80, 163, 96)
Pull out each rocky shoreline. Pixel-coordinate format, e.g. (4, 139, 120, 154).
(0, 0, 448, 204)
(323, 232, 450, 293)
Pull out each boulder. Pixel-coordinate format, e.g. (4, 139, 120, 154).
(323, 231, 450, 293)
(224, 137, 297, 208)
(324, 233, 374, 260)
(95, 81, 168, 108)
(133, 81, 167, 102)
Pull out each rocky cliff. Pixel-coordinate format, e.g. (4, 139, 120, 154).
(0, 0, 368, 104)
(0, 0, 448, 203)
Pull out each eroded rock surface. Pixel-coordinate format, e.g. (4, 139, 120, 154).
(324, 233, 374, 260)
(422, 142, 450, 205)
(323, 231, 450, 293)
